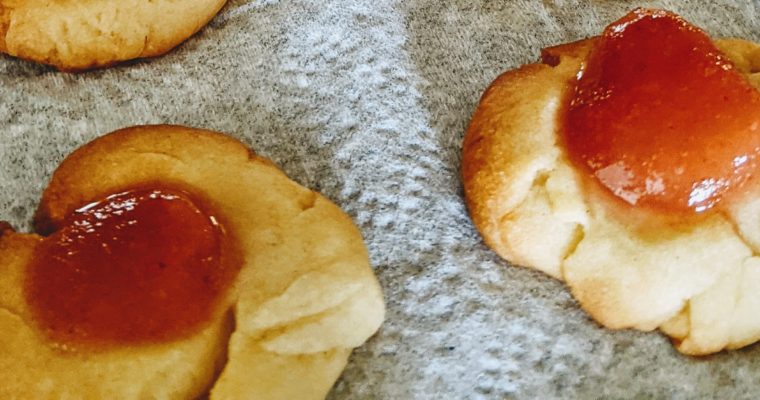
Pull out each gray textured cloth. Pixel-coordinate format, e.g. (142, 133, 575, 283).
(2, 0, 760, 398)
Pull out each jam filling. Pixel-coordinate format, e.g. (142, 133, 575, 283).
(25, 189, 233, 348)
(562, 8, 760, 213)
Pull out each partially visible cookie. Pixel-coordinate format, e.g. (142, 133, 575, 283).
(0, 125, 385, 398)
(463, 9, 760, 355)
(0, 0, 226, 70)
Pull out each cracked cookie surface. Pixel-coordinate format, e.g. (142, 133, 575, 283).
(463, 36, 760, 356)
(0, 125, 385, 398)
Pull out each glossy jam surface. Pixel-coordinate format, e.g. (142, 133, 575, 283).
(562, 9, 760, 213)
(26, 189, 230, 348)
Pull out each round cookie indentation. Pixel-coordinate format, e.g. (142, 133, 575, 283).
(25, 188, 240, 349)
(563, 9, 760, 214)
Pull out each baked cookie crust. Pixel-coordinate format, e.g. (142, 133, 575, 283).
(0, 0, 226, 70)
(0, 125, 385, 398)
(463, 37, 760, 355)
